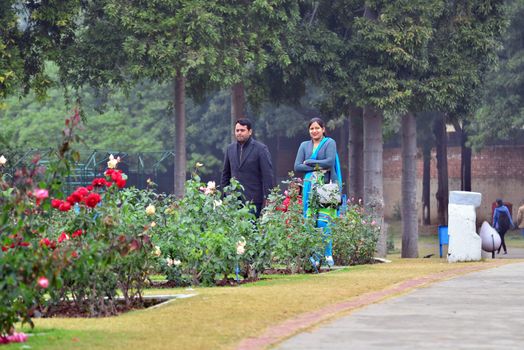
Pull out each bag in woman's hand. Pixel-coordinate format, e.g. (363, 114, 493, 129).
(314, 182, 341, 207)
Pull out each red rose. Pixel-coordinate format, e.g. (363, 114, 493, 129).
(74, 187, 89, 197)
(92, 178, 107, 187)
(59, 201, 72, 211)
(72, 229, 83, 238)
(40, 238, 51, 247)
(84, 192, 101, 208)
(58, 232, 70, 243)
(51, 199, 62, 208)
(116, 178, 126, 189)
(66, 193, 82, 204)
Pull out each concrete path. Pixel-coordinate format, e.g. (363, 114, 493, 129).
(275, 262, 524, 349)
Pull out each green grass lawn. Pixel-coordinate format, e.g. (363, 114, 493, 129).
(7, 221, 521, 350)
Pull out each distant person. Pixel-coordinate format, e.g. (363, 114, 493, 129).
(493, 198, 514, 255)
(517, 200, 524, 237)
(221, 118, 275, 218)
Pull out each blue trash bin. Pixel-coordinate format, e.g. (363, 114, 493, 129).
(438, 225, 449, 258)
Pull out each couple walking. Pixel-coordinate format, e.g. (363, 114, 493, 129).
(221, 117, 343, 265)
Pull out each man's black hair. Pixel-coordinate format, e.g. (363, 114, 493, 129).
(235, 118, 252, 130)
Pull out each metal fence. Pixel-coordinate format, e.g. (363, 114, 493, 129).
(6, 149, 176, 194)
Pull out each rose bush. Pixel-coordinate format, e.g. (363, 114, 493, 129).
(154, 174, 257, 286)
(332, 199, 380, 265)
(259, 176, 324, 273)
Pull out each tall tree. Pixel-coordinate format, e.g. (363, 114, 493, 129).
(1, 0, 80, 101)
(100, 0, 224, 197)
(469, 0, 524, 148)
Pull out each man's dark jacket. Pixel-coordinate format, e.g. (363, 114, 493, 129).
(221, 137, 275, 204)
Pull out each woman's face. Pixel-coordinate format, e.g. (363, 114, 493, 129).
(309, 122, 325, 142)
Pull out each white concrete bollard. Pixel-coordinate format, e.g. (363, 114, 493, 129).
(447, 191, 482, 263)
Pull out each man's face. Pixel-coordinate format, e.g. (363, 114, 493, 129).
(235, 123, 252, 143)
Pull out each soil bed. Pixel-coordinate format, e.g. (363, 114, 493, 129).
(36, 296, 174, 318)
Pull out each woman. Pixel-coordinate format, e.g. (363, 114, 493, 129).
(294, 117, 343, 266)
(493, 198, 514, 255)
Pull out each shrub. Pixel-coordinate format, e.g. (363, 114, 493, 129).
(155, 174, 256, 286)
(331, 201, 380, 265)
(259, 176, 323, 273)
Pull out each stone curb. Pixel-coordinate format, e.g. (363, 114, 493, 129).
(235, 261, 507, 350)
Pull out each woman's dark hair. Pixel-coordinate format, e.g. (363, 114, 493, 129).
(235, 118, 252, 130)
(308, 117, 325, 129)
(496, 198, 503, 207)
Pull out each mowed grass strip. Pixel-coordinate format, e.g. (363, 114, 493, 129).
(20, 258, 509, 350)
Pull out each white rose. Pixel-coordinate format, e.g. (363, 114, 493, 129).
(0, 155, 6, 166)
(153, 246, 161, 257)
(166, 258, 174, 267)
(236, 239, 246, 255)
(150, 221, 157, 227)
(173, 259, 181, 266)
(107, 154, 121, 169)
(145, 204, 156, 216)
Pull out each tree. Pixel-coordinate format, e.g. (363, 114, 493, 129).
(89, 0, 225, 197)
(0, 0, 80, 101)
(469, 0, 524, 148)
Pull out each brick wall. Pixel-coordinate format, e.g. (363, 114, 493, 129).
(383, 145, 524, 222)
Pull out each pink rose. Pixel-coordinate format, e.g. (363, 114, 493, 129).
(37, 276, 49, 288)
(33, 188, 49, 200)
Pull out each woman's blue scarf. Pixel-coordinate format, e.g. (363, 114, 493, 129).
(302, 137, 342, 217)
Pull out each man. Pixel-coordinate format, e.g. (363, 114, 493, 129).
(221, 118, 275, 218)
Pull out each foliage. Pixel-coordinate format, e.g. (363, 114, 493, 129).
(154, 174, 256, 286)
(42, 166, 158, 315)
(332, 201, 380, 266)
(0, 0, 81, 100)
(469, 0, 524, 149)
(0, 159, 55, 335)
(0, 110, 84, 335)
(259, 176, 323, 273)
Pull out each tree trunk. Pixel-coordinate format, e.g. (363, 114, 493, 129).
(433, 113, 448, 226)
(173, 73, 187, 198)
(421, 142, 431, 225)
(348, 106, 364, 202)
(231, 82, 245, 142)
(339, 118, 349, 196)
(363, 105, 386, 257)
(460, 121, 472, 191)
(401, 112, 418, 258)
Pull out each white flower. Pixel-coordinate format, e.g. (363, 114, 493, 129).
(0, 155, 6, 166)
(202, 181, 216, 195)
(150, 221, 157, 228)
(166, 258, 181, 267)
(153, 246, 161, 257)
(107, 154, 121, 169)
(213, 199, 222, 208)
(145, 204, 156, 216)
(236, 239, 246, 255)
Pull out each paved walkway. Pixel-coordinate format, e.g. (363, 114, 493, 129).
(274, 261, 524, 350)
